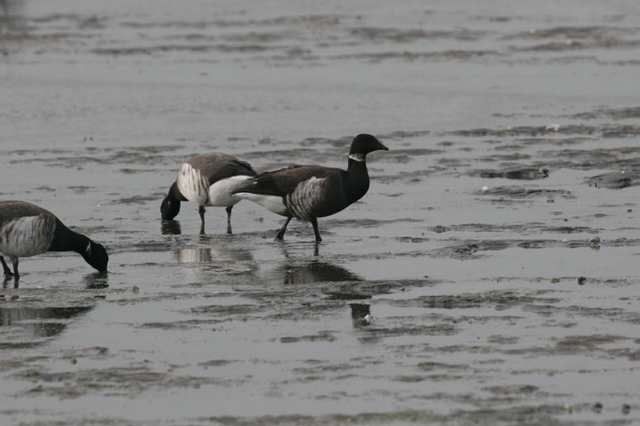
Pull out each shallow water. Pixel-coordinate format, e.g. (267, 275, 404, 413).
(1, 0, 640, 425)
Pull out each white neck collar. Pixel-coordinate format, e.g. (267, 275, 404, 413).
(348, 153, 365, 162)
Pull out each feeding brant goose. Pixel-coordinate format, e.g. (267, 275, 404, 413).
(0, 201, 109, 280)
(160, 153, 257, 234)
(233, 134, 388, 242)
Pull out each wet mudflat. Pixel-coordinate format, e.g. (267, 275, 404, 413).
(1, 0, 640, 424)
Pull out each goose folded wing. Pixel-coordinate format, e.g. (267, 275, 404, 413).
(203, 160, 257, 184)
(236, 165, 341, 197)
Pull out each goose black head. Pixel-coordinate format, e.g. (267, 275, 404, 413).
(160, 195, 180, 220)
(161, 182, 183, 220)
(348, 134, 388, 161)
(82, 241, 109, 272)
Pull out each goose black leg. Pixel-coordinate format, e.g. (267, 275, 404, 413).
(276, 217, 292, 241)
(11, 257, 19, 280)
(198, 205, 206, 234)
(310, 218, 322, 243)
(0, 256, 12, 277)
(225, 206, 233, 235)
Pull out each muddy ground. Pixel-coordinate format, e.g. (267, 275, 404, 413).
(1, 0, 640, 425)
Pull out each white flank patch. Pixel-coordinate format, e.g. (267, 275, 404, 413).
(177, 162, 209, 205)
(287, 177, 326, 220)
(235, 193, 288, 216)
(0, 214, 56, 257)
(207, 175, 253, 207)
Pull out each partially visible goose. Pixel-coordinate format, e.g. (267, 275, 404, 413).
(160, 153, 257, 234)
(233, 134, 388, 242)
(0, 201, 108, 280)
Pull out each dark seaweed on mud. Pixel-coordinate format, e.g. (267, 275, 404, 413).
(475, 186, 573, 200)
(586, 171, 638, 189)
(446, 124, 640, 138)
(470, 167, 549, 180)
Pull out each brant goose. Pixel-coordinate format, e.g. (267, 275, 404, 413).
(234, 134, 388, 242)
(0, 201, 108, 280)
(160, 153, 257, 234)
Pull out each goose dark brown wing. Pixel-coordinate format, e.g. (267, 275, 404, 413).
(188, 153, 256, 185)
(237, 165, 343, 197)
(0, 201, 54, 227)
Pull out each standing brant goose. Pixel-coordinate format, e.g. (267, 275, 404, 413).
(0, 201, 108, 280)
(160, 153, 257, 234)
(233, 134, 388, 242)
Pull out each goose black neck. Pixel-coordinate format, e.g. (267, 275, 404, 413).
(346, 157, 370, 201)
(168, 181, 187, 202)
(347, 157, 368, 174)
(49, 220, 91, 254)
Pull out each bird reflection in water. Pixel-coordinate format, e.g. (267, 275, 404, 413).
(276, 258, 362, 285)
(84, 271, 109, 289)
(175, 235, 256, 275)
(3, 275, 18, 289)
(161, 220, 182, 235)
(0, 304, 94, 342)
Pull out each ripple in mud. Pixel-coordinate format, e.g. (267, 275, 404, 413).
(91, 43, 279, 56)
(113, 194, 160, 205)
(361, 322, 457, 340)
(476, 185, 573, 201)
(504, 26, 640, 41)
(121, 14, 343, 30)
(522, 304, 640, 325)
(495, 136, 594, 149)
(554, 334, 628, 353)
(280, 331, 336, 343)
(587, 171, 637, 189)
(429, 235, 603, 259)
(324, 217, 423, 228)
(331, 49, 501, 63)
(513, 38, 640, 52)
(484, 384, 539, 396)
(326, 279, 438, 298)
(417, 361, 469, 372)
(471, 167, 549, 180)
(570, 106, 640, 121)
(448, 124, 640, 139)
(15, 365, 220, 398)
(387, 290, 559, 310)
(505, 25, 640, 52)
(349, 27, 487, 43)
(447, 125, 596, 138)
(7, 145, 185, 171)
(541, 146, 640, 172)
(190, 304, 258, 316)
